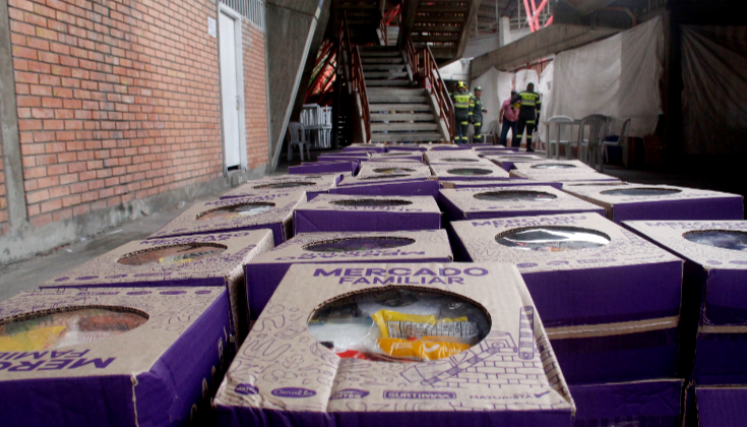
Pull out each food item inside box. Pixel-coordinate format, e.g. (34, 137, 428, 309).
(496, 226, 611, 252)
(601, 188, 682, 196)
(197, 203, 275, 220)
(308, 288, 489, 362)
(446, 168, 493, 176)
(683, 230, 747, 251)
(117, 243, 227, 266)
(303, 237, 417, 252)
(473, 190, 558, 202)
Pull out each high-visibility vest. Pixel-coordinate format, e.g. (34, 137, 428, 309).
(453, 92, 472, 115)
(517, 91, 541, 114)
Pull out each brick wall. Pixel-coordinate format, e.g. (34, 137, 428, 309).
(241, 19, 268, 170)
(4, 0, 269, 232)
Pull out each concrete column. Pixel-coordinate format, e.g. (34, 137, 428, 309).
(499, 16, 511, 47)
(265, 0, 326, 170)
(0, 0, 28, 231)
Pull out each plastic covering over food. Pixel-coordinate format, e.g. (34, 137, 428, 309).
(601, 188, 682, 196)
(684, 230, 747, 251)
(303, 237, 416, 252)
(373, 168, 415, 174)
(0, 308, 148, 351)
(497, 226, 611, 251)
(197, 203, 275, 220)
(252, 181, 316, 189)
(117, 243, 226, 266)
(330, 199, 413, 207)
(439, 158, 480, 162)
(566, 182, 628, 186)
(474, 190, 558, 202)
(531, 164, 577, 170)
(308, 288, 490, 362)
(447, 168, 493, 176)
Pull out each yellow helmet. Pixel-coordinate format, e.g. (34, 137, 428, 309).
(457, 81, 466, 88)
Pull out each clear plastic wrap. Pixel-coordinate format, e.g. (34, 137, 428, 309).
(531, 163, 577, 169)
(496, 226, 611, 251)
(474, 190, 558, 202)
(0, 308, 147, 351)
(308, 288, 489, 362)
(446, 168, 493, 176)
(252, 181, 315, 189)
(197, 203, 275, 220)
(330, 199, 412, 207)
(439, 158, 480, 163)
(303, 237, 416, 253)
(684, 230, 747, 251)
(372, 168, 416, 174)
(118, 243, 226, 266)
(601, 188, 682, 196)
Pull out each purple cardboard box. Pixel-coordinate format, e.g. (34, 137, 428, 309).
(42, 229, 274, 346)
(337, 162, 433, 186)
(623, 221, 747, 385)
(343, 143, 387, 153)
(511, 171, 622, 182)
(485, 154, 550, 171)
(148, 191, 306, 245)
(386, 144, 428, 152)
(438, 186, 605, 221)
(289, 161, 358, 175)
(565, 185, 744, 224)
(439, 180, 564, 190)
(221, 174, 343, 201)
(513, 160, 597, 176)
(562, 181, 631, 189)
(451, 214, 683, 384)
(370, 151, 424, 162)
(330, 178, 440, 198)
(570, 379, 682, 427)
(0, 286, 232, 427)
(216, 262, 575, 427)
(424, 150, 482, 165)
(294, 194, 441, 234)
(430, 162, 511, 181)
(430, 143, 491, 150)
(695, 386, 747, 427)
(244, 230, 453, 318)
(318, 153, 371, 162)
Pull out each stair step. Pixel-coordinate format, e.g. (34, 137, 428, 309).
(412, 34, 460, 43)
(371, 113, 435, 121)
(372, 132, 443, 142)
(372, 123, 439, 131)
(414, 15, 467, 23)
(412, 24, 463, 33)
(364, 71, 409, 79)
(366, 80, 412, 87)
(362, 64, 407, 71)
(369, 103, 432, 112)
(361, 57, 404, 64)
(359, 50, 401, 58)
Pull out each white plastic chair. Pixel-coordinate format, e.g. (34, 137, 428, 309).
(287, 122, 311, 162)
(483, 120, 499, 145)
(577, 114, 608, 170)
(546, 116, 573, 159)
(602, 117, 632, 170)
(301, 104, 321, 146)
(319, 106, 333, 148)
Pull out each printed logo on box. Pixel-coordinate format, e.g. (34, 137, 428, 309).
(330, 389, 370, 400)
(235, 384, 259, 395)
(270, 387, 316, 398)
(383, 391, 456, 400)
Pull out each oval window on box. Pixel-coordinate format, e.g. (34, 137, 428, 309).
(252, 181, 316, 189)
(497, 226, 611, 251)
(601, 188, 682, 197)
(474, 190, 558, 202)
(197, 203, 275, 221)
(0, 306, 148, 351)
(118, 243, 227, 266)
(360, 174, 411, 180)
(330, 199, 412, 207)
(308, 287, 490, 362)
(531, 163, 576, 169)
(684, 230, 747, 252)
(442, 158, 479, 163)
(373, 168, 415, 174)
(303, 237, 416, 252)
(447, 168, 493, 176)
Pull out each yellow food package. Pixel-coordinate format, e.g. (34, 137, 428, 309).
(370, 309, 467, 338)
(378, 337, 471, 360)
(0, 325, 67, 351)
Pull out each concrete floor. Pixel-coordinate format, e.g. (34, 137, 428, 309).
(0, 156, 743, 303)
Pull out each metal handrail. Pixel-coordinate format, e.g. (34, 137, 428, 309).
(378, 16, 388, 46)
(339, 13, 372, 143)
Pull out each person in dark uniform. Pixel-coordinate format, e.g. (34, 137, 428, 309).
(510, 83, 542, 152)
(452, 81, 472, 144)
(470, 86, 488, 143)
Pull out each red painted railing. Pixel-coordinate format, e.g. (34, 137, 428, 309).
(339, 13, 371, 143)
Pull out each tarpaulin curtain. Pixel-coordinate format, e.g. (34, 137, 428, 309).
(545, 16, 664, 137)
(682, 25, 747, 155)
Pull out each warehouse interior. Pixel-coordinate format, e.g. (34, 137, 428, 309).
(1, 0, 746, 426)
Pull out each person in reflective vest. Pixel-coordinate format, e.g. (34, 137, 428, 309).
(510, 83, 542, 152)
(471, 87, 487, 143)
(452, 81, 472, 144)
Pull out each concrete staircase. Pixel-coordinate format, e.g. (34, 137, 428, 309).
(360, 46, 444, 143)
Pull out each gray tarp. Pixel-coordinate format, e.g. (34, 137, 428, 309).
(682, 25, 747, 155)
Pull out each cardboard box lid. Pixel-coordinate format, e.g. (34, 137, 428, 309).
(562, 181, 631, 189)
(0, 286, 226, 379)
(215, 262, 574, 414)
(148, 192, 305, 239)
(340, 162, 433, 186)
(221, 174, 344, 199)
(424, 150, 482, 164)
(363, 158, 424, 164)
(695, 386, 747, 427)
(295, 194, 441, 215)
(564, 184, 743, 207)
(370, 152, 424, 161)
(440, 186, 604, 219)
(510, 171, 621, 182)
(43, 229, 274, 288)
(251, 230, 454, 264)
(440, 180, 563, 190)
(430, 163, 511, 180)
(452, 213, 681, 273)
(514, 160, 597, 174)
